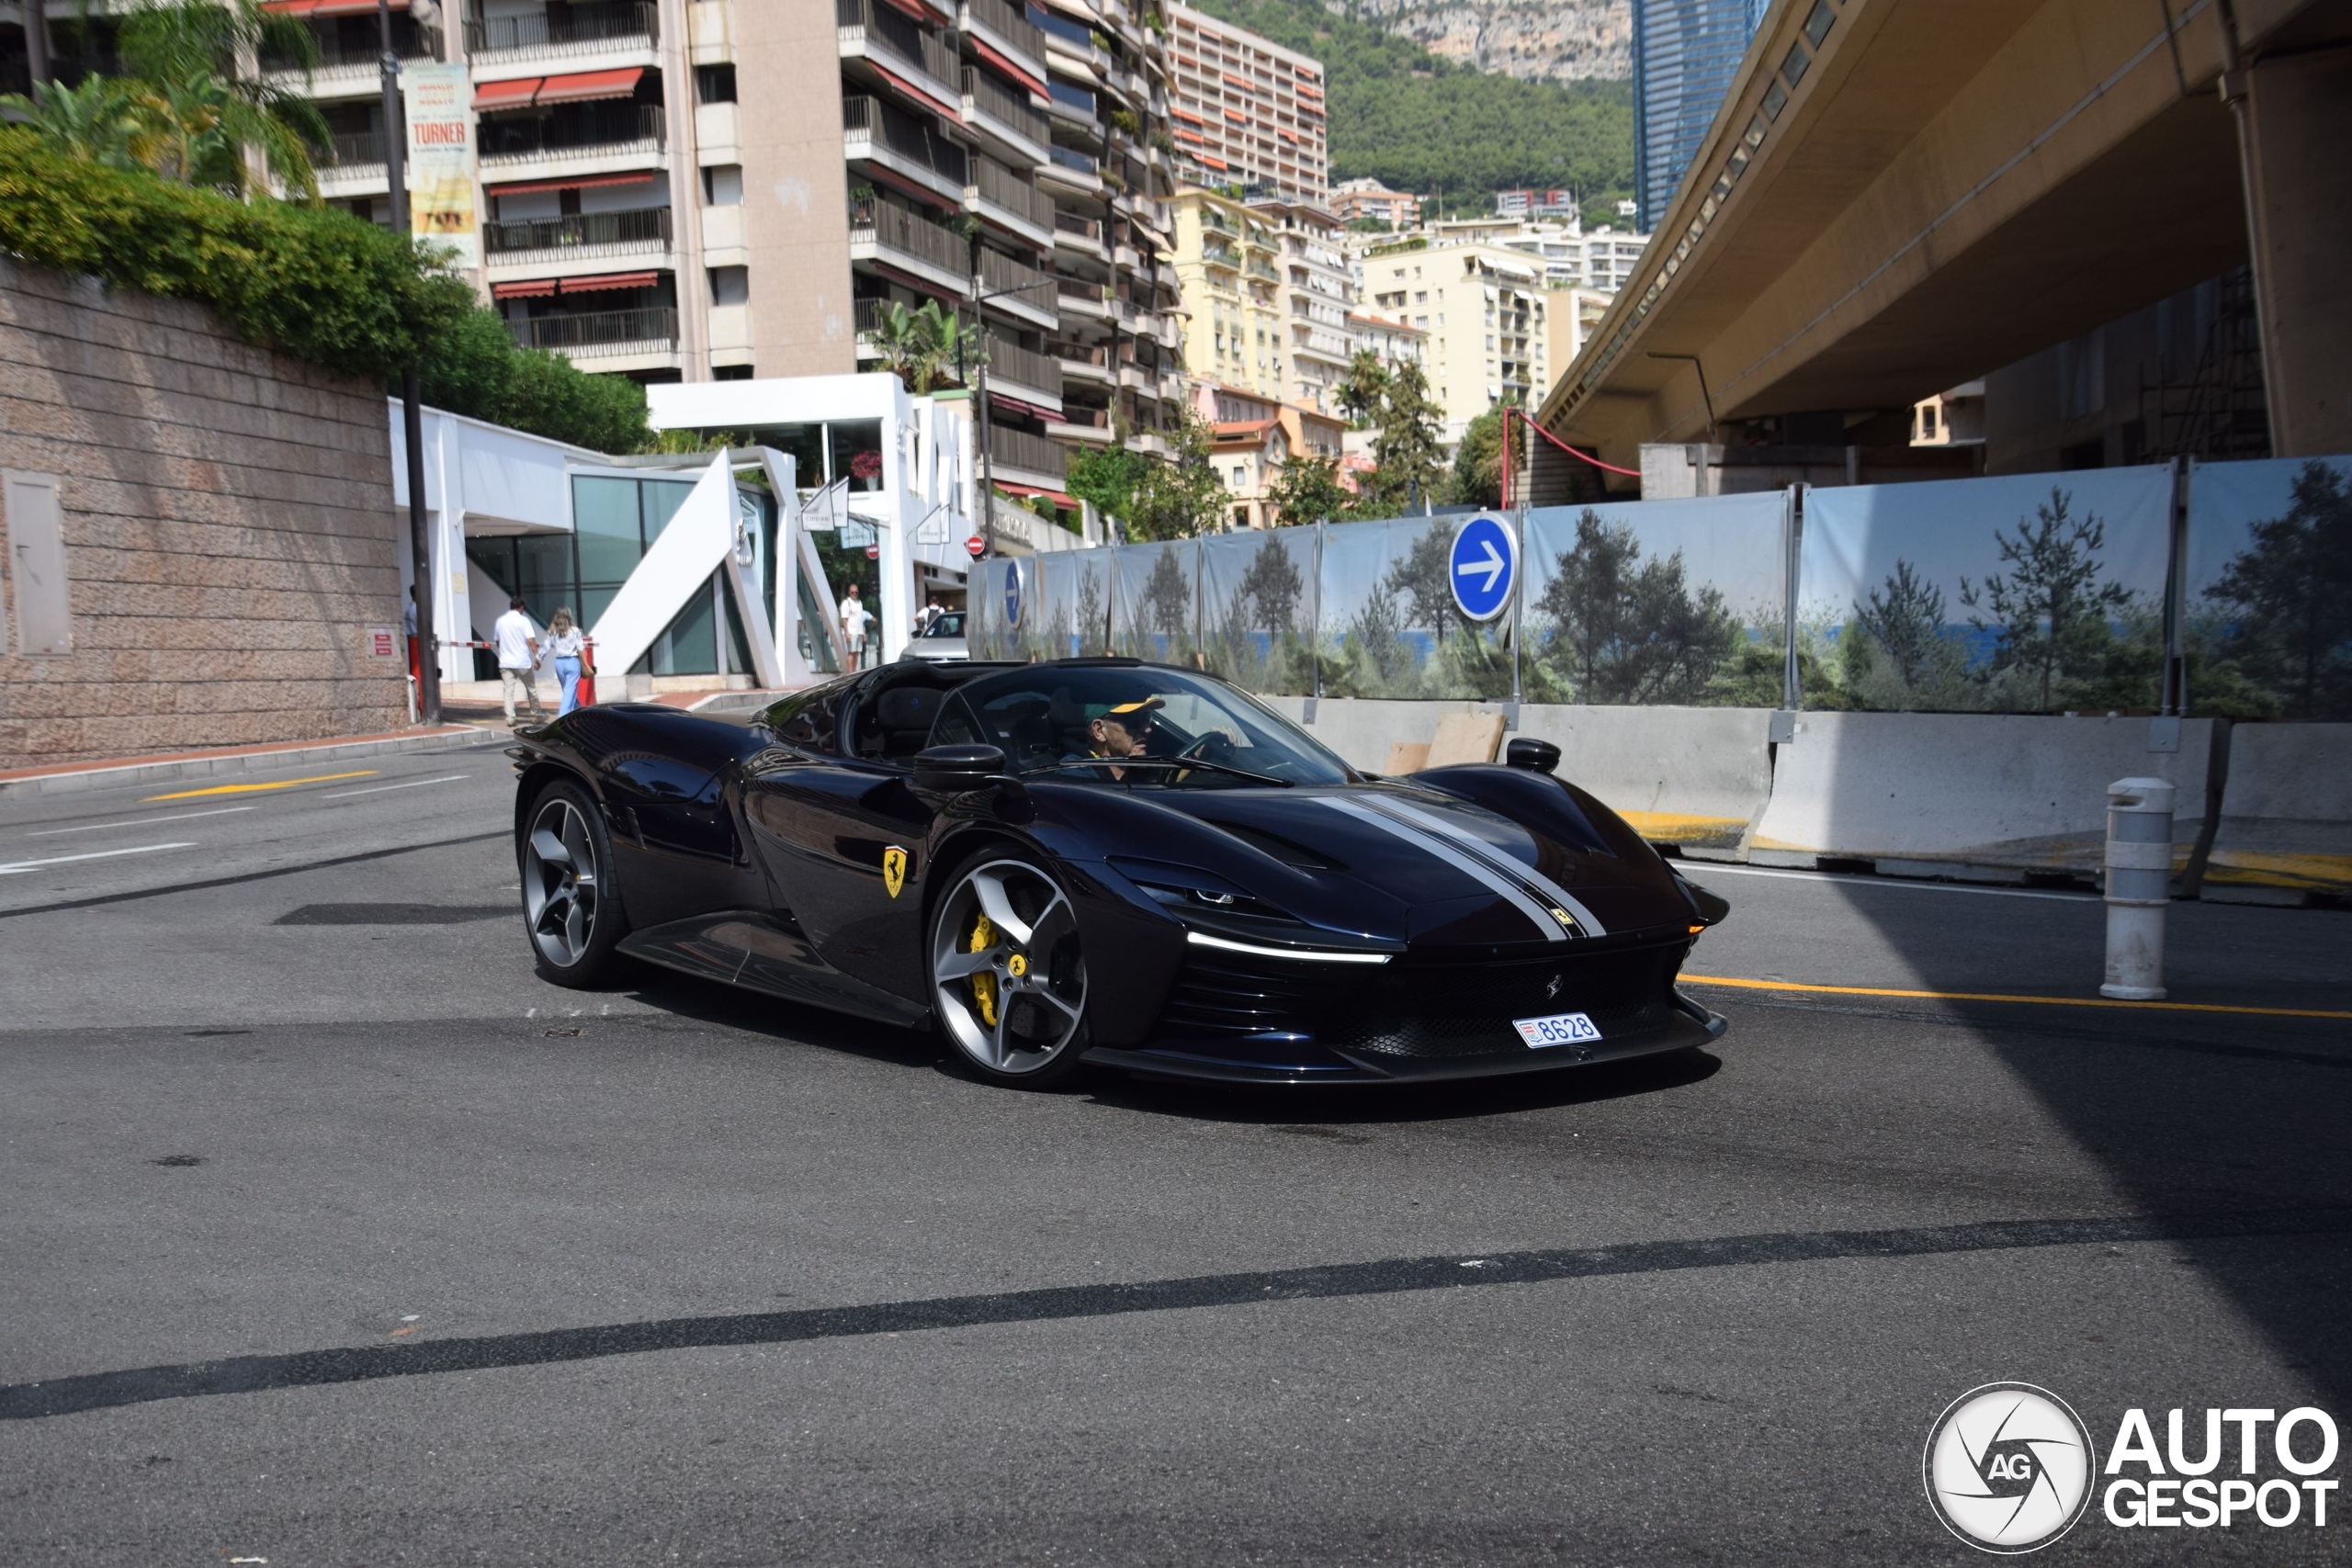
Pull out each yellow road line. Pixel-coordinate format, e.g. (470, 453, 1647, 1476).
(1681, 973, 2352, 1022)
(141, 771, 377, 802)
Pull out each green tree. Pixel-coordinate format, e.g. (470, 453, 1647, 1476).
(1959, 488, 2131, 714)
(2203, 458, 2352, 720)
(1334, 349, 1391, 426)
(1448, 403, 1510, 509)
(1065, 438, 1154, 524)
(1265, 454, 1354, 527)
(0, 74, 144, 171)
(1126, 411, 1226, 541)
(1535, 510, 1741, 704)
(116, 0, 331, 198)
(865, 299, 970, 395)
(1366, 359, 1444, 513)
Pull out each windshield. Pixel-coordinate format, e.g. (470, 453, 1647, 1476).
(921, 612, 966, 638)
(933, 666, 1355, 788)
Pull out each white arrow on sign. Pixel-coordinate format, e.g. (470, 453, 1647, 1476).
(1454, 536, 1507, 592)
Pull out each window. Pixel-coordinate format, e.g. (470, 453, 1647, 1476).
(1780, 43, 1810, 89)
(708, 265, 749, 306)
(1804, 0, 1836, 48)
(695, 63, 737, 103)
(1759, 82, 1788, 121)
(703, 164, 743, 206)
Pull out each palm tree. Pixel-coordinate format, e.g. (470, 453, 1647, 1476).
(0, 74, 145, 171)
(116, 0, 330, 199)
(866, 299, 979, 396)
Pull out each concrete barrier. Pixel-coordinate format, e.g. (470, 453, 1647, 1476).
(1747, 712, 2215, 882)
(1283, 697, 1476, 773)
(1514, 705, 1775, 856)
(2202, 723, 2352, 905)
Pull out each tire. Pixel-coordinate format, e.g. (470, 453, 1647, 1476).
(519, 778, 630, 986)
(929, 852, 1092, 1089)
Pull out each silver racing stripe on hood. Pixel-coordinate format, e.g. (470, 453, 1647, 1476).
(1361, 795, 1609, 937)
(1318, 796, 1571, 942)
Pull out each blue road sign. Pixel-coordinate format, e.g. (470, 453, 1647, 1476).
(1002, 563, 1023, 627)
(1449, 513, 1518, 622)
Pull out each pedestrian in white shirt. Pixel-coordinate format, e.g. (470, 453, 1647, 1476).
(492, 596, 546, 725)
(840, 583, 874, 671)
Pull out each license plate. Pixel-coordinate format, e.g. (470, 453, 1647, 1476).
(1514, 1011, 1603, 1049)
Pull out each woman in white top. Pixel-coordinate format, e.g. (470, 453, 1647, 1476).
(547, 608, 589, 715)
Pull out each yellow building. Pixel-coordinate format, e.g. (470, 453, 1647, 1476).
(1357, 241, 1550, 441)
(1171, 188, 1288, 404)
(1545, 287, 1613, 379)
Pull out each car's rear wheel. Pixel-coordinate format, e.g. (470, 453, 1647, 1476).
(520, 780, 629, 986)
(930, 854, 1091, 1088)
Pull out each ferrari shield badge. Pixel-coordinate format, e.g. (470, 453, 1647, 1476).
(881, 846, 909, 899)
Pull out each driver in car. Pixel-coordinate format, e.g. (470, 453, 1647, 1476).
(1069, 695, 1164, 781)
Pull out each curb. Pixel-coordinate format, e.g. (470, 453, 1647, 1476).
(0, 726, 510, 803)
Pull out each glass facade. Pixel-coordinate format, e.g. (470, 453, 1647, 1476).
(1633, 0, 1770, 231)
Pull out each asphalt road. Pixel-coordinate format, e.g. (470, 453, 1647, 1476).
(2, 747, 2348, 1565)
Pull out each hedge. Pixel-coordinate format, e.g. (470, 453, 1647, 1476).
(0, 129, 648, 453)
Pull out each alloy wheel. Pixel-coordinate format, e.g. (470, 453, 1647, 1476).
(931, 859, 1089, 1076)
(523, 795, 601, 969)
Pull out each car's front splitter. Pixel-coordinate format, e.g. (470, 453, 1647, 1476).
(1087, 995, 1726, 1086)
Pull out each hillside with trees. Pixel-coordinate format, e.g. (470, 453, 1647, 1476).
(1187, 0, 1632, 204)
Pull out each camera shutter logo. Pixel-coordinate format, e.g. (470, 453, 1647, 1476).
(1924, 1383, 2097, 1553)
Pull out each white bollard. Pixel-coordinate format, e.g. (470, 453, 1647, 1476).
(2101, 777, 2176, 999)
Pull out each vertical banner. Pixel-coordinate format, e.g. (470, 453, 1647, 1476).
(402, 62, 479, 269)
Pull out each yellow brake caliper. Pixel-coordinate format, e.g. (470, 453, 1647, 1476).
(968, 913, 999, 1027)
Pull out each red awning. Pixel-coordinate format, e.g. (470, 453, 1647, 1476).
(492, 279, 558, 299)
(472, 76, 540, 109)
(487, 172, 656, 198)
(995, 482, 1078, 508)
(560, 271, 659, 293)
(533, 67, 643, 105)
(969, 41, 1046, 100)
(265, 0, 406, 14)
(1170, 107, 1204, 125)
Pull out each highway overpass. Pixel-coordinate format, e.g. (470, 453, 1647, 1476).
(1531, 0, 2349, 491)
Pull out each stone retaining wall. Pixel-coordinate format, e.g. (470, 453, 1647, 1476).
(0, 258, 407, 767)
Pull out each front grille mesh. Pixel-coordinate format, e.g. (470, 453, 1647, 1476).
(1154, 941, 1686, 1061)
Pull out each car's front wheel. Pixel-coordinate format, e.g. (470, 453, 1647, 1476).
(929, 854, 1091, 1088)
(520, 779, 629, 986)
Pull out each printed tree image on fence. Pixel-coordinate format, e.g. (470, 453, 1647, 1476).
(2197, 458, 2352, 720)
(1200, 530, 1315, 694)
(1317, 516, 1514, 700)
(1527, 511, 1744, 705)
(1956, 488, 2143, 713)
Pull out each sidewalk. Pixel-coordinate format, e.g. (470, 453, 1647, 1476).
(0, 724, 507, 802)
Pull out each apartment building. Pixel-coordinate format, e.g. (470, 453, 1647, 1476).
(1358, 242, 1548, 440)
(1248, 197, 1352, 414)
(1493, 189, 1578, 220)
(1170, 187, 1288, 404)
(1349, 310, 1426, 375)
(1193, 383, 1346, 531)
(1544, 285, 1612, 371)
(1499, 224, 1654, 294)
(1164, 3, 1326, 207)
(1329, 177, 1418, 229)
(112, 0, 1188, 494)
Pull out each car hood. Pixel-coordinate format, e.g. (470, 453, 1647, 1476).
(1045, 767, 1701, 953)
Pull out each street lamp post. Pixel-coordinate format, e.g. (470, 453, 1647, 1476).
(379, 0, 439, 725)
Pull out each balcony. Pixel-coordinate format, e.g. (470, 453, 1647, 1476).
(1056, 281, 1109, 323)
(959, 0, 1046, 87)
(1040, 141, 1101, 196)
(1052, 209, 1105, 262)
(1051, 339, 1111, 386)
(483, 206, 673, 266)
(983, 423, 1068, 484)
(981, 338, 1063, 412)
(978, 247, 1057, 331)
(479, 103, 665, 177)
(967, 157, 1054, 248)
(1044, 79, 1095, 126)
(1046, 404, 1115, 446)
(842, 95, 968, 206)
(511, 306, 679, 363)
(837, 0, 961, 116)
(467, 1, 657, 62)
(961, 66, 1047, 168)
(263, 20, 440, 98)
(850, 199, 968, 295)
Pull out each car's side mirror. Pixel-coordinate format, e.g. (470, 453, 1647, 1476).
(913, 743, 1008, 795)
(1506, 737, 1560, 774)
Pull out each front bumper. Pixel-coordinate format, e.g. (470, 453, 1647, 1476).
(1089, 975, 1727, 1086)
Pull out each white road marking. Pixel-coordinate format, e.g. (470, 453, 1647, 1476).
(0, 842, 198, 875)
(318, 773, 471, 800)
(23, 806, 256, 838)
(1680, 863, 2097, 901)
